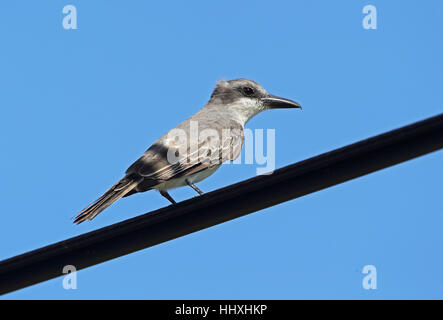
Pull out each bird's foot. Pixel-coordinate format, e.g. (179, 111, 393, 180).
(186, 179, 204, 196)
(160, 190, 177, 204)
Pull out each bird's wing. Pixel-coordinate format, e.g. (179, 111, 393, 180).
(126, 119, 244, 181)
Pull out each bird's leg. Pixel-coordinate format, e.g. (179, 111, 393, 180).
(186, 179, 204, 196)
(159, 190, 177, 204)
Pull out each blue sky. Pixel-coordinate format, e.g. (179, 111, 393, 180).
(1, 1, 442, 299)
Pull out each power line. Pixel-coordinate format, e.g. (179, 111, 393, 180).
(1, 113, 442, 295)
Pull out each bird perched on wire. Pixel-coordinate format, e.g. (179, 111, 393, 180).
(74, 79, 301, 223)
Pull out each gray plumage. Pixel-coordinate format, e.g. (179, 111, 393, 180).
(74, 79, 301, 223)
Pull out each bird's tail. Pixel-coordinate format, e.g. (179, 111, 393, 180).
(74, 174, 143, 224)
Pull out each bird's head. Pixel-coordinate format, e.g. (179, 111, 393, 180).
(208, 78, 301, 124)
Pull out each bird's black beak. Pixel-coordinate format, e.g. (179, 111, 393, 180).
(261, 94, 302, 109)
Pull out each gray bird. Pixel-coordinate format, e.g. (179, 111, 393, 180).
(74, 79, 301, 223)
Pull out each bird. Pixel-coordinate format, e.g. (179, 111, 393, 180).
(74, 79, 301, 224)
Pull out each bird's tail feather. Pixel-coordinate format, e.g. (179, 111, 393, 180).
(74, 175, 143, 224)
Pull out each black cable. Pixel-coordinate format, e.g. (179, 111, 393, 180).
(1, 113, 442, 295)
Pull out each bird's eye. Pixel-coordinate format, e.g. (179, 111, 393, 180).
(242, 87, 255, 97)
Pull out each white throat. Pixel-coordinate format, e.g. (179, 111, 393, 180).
(228, 98, 264, 126)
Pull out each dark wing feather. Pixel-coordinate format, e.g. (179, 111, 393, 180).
(126, 120, 244, 183)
